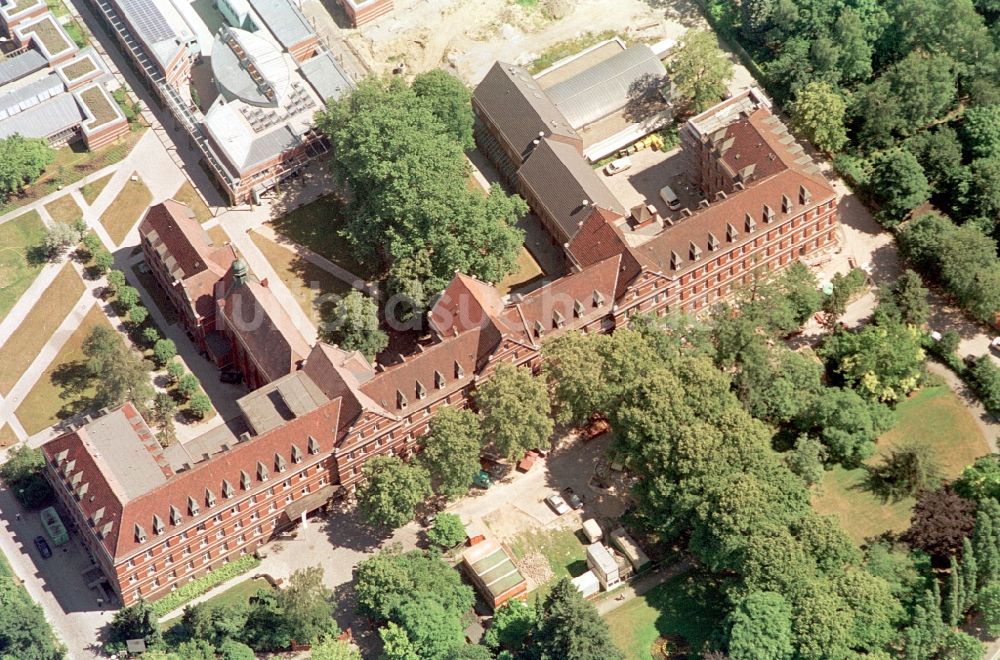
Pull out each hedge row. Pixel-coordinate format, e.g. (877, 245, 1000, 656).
(150, 554, 261, 617)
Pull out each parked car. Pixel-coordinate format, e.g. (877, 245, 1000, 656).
(659, 185, 682, 210)
(220, 370, 243, 384)
(991, 337, 1000, 355)
(545, 494, 571, 516)
(604, 156, 633, 176)
(562, 488, 584, 510)
(33, 536, 51, 559)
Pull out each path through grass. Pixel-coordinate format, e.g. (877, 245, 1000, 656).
(15, 305, 115, 435)
(0, 262, 84, 395)
(99, 173, 151, 245)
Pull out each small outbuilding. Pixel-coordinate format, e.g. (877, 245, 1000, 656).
(582, 518, 603, 544)
(586, 542, 622, 590)
(571, 570, 600, 598)
(610, 527, 650, 572)
(462, 538, 528, 610)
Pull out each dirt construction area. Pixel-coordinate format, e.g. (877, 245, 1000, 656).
(345, 0, 707, 83)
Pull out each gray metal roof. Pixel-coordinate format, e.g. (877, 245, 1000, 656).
(238, 371, 327, 435)
(0, 50, 47, 87)
(516, 137, 626, 242)
(246, 0, 312, 50)
(212, 31, 272, 106)
(244, 123, 299, 168)
(547, 45, 666, 129)
(81, 407, 167, 501)
(472, 62, 579, 163)
(0, 92, 83, 139)
(299, 51, 353, 102)
(0, 73, 64, 118)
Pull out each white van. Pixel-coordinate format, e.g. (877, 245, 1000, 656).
(659, 185, 681, 210)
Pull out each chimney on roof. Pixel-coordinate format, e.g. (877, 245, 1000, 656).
(260, 277, 269, 287)
(581, 199, 590, 207)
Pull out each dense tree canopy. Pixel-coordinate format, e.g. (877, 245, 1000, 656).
(356, 456, 431, 528)
(790, 82, 848, 153)
(324, 291, 387, 362)
(82, 325, 153, 409)
(475, 362, 553, 461)
(528, 578, 624, 660)
(0, 135, 54, 199)
(420, 406, 482, 499)
(316, 77, 526, 301)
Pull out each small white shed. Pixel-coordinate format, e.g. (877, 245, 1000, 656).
(582, 518, 603, 544)
(571, 570, 600, 598)
(587, 542, 622, 590)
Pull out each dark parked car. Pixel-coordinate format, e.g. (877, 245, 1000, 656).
(563, 488, 584, 510)
(33, 536, 51, 559)
(220, 370, 243, 384)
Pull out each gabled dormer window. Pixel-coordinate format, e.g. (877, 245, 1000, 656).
(533, 320, 544, 338)
(416, 381, 427, 400)
(434, 370, 445, 389)
(257, 461, 269, 482)
(275, 453, 286, 472)
(745, 212, 756, 233)
(799, 184, 811, 205)
(454, 361, 464, 379)
(169, 505, 182, 525)
(689, 242, 702, 261)
(308, 436, 320, 454)
(153, 514, 164, 535)
(99, 521, 113, 539)
(135, 524, 147, 543)
(726, 222, 739, 242)
(76, 482, 89, 499)
(222, 479, 234, 498)
(553, 310, 565, 328)
(573, 299, 585, 318)
(62, 459, 76, 477)
(205, 488, 216, 507)
(593, 290, 605, 307)
(188, 496, 200, 517)
(781, 194, 792, 214)
(92, 507, 105, 525)
(240, 470, 251, 490)
(708, 233, 720, 252)
(763, 204, 774, 223)
(670, 250, 683, 270)
(397, 390, 408, 410)
(291, 444, 303, 464)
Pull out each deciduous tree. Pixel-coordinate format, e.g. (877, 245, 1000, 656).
(790, 82, 848, 153)
(475, 362, 553, 461)
(82, 325, 153, 409)
(726, 591, 794, 660)
(668, 30, 733, 114)
(426, 513, 466, 549)
(902, 487, 977, 561)
(484, 599, 536, 654)
(356, 456, 431, 528)
(0, 135, 54, 199)
(324, 291, 387, 362)
(420, 406, 481, 499)
(411, 69, 474, 150)
(868, 149, 931, 225)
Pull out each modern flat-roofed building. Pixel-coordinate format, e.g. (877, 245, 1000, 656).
(0, 1, 130, 148)
(335, 0, 392, 27)
(86, 0, 355, 203)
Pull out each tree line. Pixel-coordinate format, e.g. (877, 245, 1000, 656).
(708, 0, 1000, 325)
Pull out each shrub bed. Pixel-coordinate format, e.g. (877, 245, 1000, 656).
(150, 554, 260, 617)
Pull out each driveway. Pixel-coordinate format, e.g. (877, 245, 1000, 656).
(0, 487, 114, 658)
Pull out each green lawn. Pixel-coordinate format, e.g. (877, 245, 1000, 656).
(250, 230, 351, 327)
(99, 174, 152, 245)
(0, 424, 17, 447)
(268, 195, 380, 281)
(172, 181, 212, 222)
(44, 195, 82, 223)
(81, 173, 114, 206)
(510, 526, 589, 584)
(496, 247, 545, 296)
(15, 305, 115, 435)
(0, 262, 84, 395)
(812, 384, 990, 545)
(0, 210, 46, 322)
(603, 570, 726, 660)
(161, 577, 273, 630)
